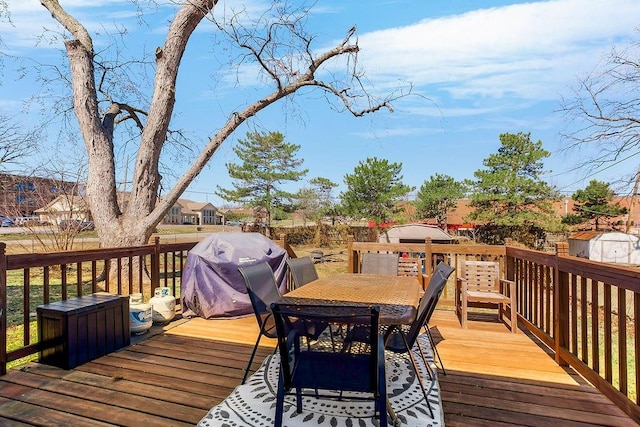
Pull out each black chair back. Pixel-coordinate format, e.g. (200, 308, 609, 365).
(285, 257, 319, 288)
(361, 252, 399, 275)
(270, 302, 387, 426)
(238, 262, 281, 337)
(407, 261, 455, 344)
(383, 261, 455, 419)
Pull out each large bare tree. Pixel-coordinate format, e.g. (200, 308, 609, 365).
(38, 0, 405, 248)
(560, 34, 640, 189)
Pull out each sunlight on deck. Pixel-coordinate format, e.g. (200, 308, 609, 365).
(161, 308, 632, 426)
(432, 310, 579, 386)
(168, 309, 579, 386)
(165, 315, 277, 347)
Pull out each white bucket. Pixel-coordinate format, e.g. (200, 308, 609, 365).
(150, 288, 175, 323)
(129, 293, 153, 335)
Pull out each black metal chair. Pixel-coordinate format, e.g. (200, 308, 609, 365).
(285, 256, 319, 289)
(238, 262, 283, 384)
(383, 261, 454, 418)
(360, 252, 399, 275)
(420, 262, 456, 374)
(270, 302, 387, 427)
(343, 261, 454, 419)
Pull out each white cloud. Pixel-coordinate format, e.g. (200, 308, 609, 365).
(355, 0, 640, 101)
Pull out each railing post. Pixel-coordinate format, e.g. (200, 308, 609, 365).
(347, 235, 355, 273)
(0, 243, 6, 375)
(151, 236, 160, 295)
(554, 242, 569, 366)
(424, 238, 433, 273)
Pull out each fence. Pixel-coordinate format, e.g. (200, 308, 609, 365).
(0, 234, 638, 422)
(0, 237, 197, 374)
(346, 236, 640, 423)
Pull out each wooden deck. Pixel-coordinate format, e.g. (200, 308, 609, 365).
(0, 310, 634, 426)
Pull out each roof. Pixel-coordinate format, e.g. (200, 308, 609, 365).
(568, 231, 604, 241)
(380, 223, 453, 241)
(177, 199, 216, 213)
(569, 231, 639, 242)
(34, 195, 89, 213)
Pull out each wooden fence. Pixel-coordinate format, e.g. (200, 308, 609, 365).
(347, 237, 640, 423)
(0, 237, 201, 374)
(0, 234, 638, 422)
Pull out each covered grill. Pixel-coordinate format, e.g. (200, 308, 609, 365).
(181, 232, 287, 318)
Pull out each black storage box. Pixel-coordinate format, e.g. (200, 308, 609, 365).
(37, 293, 130, 369)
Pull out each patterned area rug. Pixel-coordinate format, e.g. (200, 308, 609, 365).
(198, 334, 443, 427)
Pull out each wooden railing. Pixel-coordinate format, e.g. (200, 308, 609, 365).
(0, 235, 292, 375)
(0, 237, 197, 375)
(507, 243, 640, 423)
(0, 234, 638, 422)
(347, 236, 640, 423)
(346, 236, 506, 300)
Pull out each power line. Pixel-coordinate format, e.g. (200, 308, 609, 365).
(554, 151, 640, 193)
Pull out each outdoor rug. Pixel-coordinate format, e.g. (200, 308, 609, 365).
(198, 334, 443, 427)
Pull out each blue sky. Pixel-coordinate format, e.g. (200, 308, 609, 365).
(2, 0, 640, 207)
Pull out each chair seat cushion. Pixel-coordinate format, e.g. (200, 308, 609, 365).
(466, 290, 511, 303)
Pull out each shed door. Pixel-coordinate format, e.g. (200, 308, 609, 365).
(600, 240, 630, 263)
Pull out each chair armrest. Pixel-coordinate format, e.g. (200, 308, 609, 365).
(456, 277, 468, 292)
(499, 278, 516, 296)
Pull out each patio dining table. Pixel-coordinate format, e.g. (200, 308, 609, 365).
(280, 273, 420, 326)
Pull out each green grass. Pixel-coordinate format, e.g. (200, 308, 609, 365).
(6, 322, 38, 370)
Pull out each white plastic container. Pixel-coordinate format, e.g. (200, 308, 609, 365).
(149, 287, 176, 323)
(129, 293, 153, 335)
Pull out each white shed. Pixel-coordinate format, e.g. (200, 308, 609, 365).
(379, 224, 453, 244)
(568, 231, 640, 264)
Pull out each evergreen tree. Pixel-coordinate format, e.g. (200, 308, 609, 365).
(340, 157, 413, 231)
(216, 131, 307, 228)
(415, 174, 467, 230)
(468, 132, 557, 228)
(569, 180, 626, 230)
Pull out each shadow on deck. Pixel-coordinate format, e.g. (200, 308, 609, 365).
(0, 310, 634, 426)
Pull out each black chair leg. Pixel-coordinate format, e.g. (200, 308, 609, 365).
(425, 325, 447, 375)
(415, 336, 436, 381)
(408, 348, 435, 419)
(400, 332, 435, 419)
(274, 371, 286, 427)
(242, 332, 263, 384)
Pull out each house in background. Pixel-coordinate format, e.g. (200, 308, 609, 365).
(164, 199, 222, 225)
(178, 199, 220, 225)
(36, 194, 221, 227)
(35, 195, 92, 225)
(0, 173, 80, 217)
(163, 200, 185, 224)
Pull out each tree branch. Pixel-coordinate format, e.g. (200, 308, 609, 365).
(151, 24, 408, 223)
(39, 0, 93, 53)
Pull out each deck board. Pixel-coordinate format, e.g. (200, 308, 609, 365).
(431, 310, 636, 426)
(0, 310, 633, 426)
